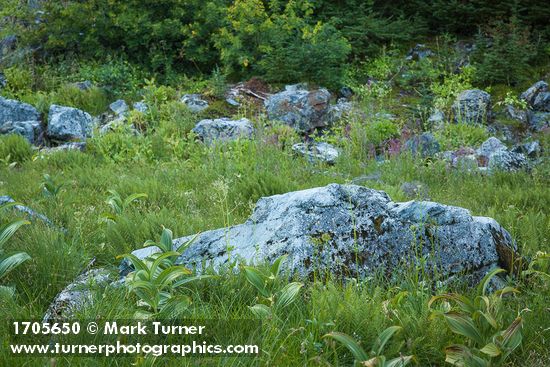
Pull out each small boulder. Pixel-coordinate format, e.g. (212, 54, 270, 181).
(512, 141, 541, 159)
(533, 91, 550, 112)
(452, 89, 491, 124)
(406, 44, 434, 61)
(292, 142, 339, 164)
(192, 118, 254, 144)
(339, 86, 354, 99)
(265, 86, 332, 133)
(476, 137, 528, 172)
(0, 35, 17, 59)
(0, 196, 56, 228)
(526, 111, 549, 132)
(428, 109, 445, 126)
(328, 98, 353, 123)
(109, 99, 129, 116)
(41, 142, 86, 154)
(133, 101, 148, 113)
(404, 133, 440, 158)
(0, 96, 40, 125)
(181, 94, 209, 113)
(46, 105, 93, 142)
(520, 81, 548, 108)
(71, 80, 93, 91)
(0, 120, 42, 144)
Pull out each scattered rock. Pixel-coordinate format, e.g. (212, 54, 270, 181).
(476, 137, 507, 159)
(476, 137, 528, 172)
(452, 89, 491, 124)
(404, 132, 440, 158)
(192, 118, 254, 144)
(109, 99, 128, 116)
(400, 181, 430, 200)
(181, 94, 209, 113)
(0, 196, 56, 227)
(526, 111, 550, 132)
(328, 98, 353, 123)
(533, 91, 550, 112)
(0, 120, 42, 144)
(428, 109, 445, 126)
(71, 80, 93, 91)
(520, 81, 548, 108)
(43, 269, 111, 322)
(133, 101, 148, 113)
(292, 142, 339, 164)
(406, 44, 434, 61)
(0, 96, 40, 125)
(41, 142, 86, 153)
(46, 105, 93, 142)
(225, 97, 240, 107)
(512, 141, 541, 159)
(504, 105, 528, 124)
(339, 87, 354, 99)
(130, 184, 519, 283)
(265, 86, 332, 133)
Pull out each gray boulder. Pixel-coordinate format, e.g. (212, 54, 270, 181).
(428, 109, 445, 126)
(533, 92, 550, 112)
(520, 81, 548, 108)
(0, 96, 40, 125)
(43, 269, 111, 322)
(452, 89, 491, 124)
(71, 80, 93, 91)
(526, 111, 549, 132)
(130, 184, 519, 283)
(328, 98, 353, 123)
(476, 137, 528, 172)
(181, 94, 209, 113)
(0, 120, 42, 144)
(46, 105, 93, 142)
(292, 142, 339, 164)
(192, 118, 254, 144)
(512, 141, 541, 159)
(406, 44, 435, 61)
(109, 99, 129, 116)
(0, 35, 17, 59)
(404, 133, 440, 158)
(265, 87, 332, 133)
(133, 101, 148, 113)
(41, 142, 86, 154)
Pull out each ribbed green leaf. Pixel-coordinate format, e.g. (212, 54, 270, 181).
(443, 312, 484, 345)
(478, 268, 506, 296)
(249, 304, 272, 319)
(243, 267, 269, 297)
(372, 325, 402, 356)
(323, 332, 369, 362)
(0, 220, 29, 249)
(275, 282, 303, 309)
(428, 293, 475, 314)
(0, 252, 31, 279)
(480, 342, 501, 357)
(270, 255, 288, 277)
(385, 355, 414, 367)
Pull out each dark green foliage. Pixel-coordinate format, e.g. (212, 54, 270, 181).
(473, 17, 536, 86)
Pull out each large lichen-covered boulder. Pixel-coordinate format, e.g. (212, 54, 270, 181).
(452, 89, 491, 124)
(192, 117, 254, 144)
(130, 184, 519, 283)
(265, 85, 332, 133)
(47, 104, 93, 142)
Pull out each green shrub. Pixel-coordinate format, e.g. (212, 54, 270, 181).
(434, 123, 489, 150)
(0, 135, 33, 164)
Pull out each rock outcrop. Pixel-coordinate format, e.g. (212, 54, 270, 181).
(452, 89, 491, 124)
(265, 85, 332, 133)
(292, 142, 339, 164)
(130, 184, 519, 283)
(181, 94, 209, 113)
(192, 118, 254, 144)
(46, 105, 93, 142)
